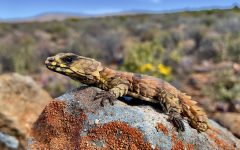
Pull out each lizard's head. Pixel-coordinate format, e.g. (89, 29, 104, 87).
(45, 53, 104, 81)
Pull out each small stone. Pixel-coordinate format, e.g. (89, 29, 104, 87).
(95, 119, 100, 125)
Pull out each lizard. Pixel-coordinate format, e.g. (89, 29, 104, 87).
(45, 53, 209, 132)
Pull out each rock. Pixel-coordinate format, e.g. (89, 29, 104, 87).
(193, 61, 213, 73)
(229, 99, 240, 113)
(179, 56, 194, 74)
(215, 101, 229, 112)
(0, 131, 19, 150)
(0, 73, 52, 149)
(233, 63, 240, 75)
(29, 87, 240, 150)
(213, 112, 240, 138)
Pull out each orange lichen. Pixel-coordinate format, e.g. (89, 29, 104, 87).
(171, 132, 185, 150)
(207, 130, 235, 150)
(79, 121, 153, 150)
(186, 143, 195, 150)
(171, 131, 195, 150)
(210, 127, 222, 135)
(30, 100, 87, 149)
(156, 122, 169, 136)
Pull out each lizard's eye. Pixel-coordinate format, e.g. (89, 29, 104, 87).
(63, 56, 73, 64)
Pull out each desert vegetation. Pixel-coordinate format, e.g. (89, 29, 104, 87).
(0, 7, 240, 105)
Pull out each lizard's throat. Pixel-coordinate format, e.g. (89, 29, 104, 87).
(70, 75, 98, 85)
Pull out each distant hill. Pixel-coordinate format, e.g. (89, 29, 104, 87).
(1, 5, 237, 23)
(0, 10, 164, 23)
(0, 12, 91, 23)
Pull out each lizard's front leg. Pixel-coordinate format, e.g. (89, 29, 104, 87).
(94, 77, 129, 106)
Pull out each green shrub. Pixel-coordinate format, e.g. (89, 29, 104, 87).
(203, 68, 240, 101)
(120, 39, 173, 80)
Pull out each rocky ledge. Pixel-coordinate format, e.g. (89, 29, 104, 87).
(0, 73, 52, 149)
(29, 87, 240, 150)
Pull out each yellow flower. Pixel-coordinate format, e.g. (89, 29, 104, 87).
(158, 64, 172, 76)
(140, 63, 154, 72)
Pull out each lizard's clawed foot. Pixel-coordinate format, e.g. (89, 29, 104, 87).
(170, 116, 185, 132)
(167, 109, 185, 132)
(94, 91, 116, 106)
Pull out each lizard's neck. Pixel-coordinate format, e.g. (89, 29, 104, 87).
(97, 67, 117, 89)
(99, 67, 117, 78)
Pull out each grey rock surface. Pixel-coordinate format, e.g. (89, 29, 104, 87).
(0, 132, 19, 149)
(29, 86, 240, 150)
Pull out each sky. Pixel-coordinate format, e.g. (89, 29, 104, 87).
(0, 0, 238, 19)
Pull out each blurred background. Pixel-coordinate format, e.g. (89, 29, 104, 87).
(0, 0, 240, 149)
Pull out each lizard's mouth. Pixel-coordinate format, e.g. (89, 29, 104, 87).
(45, 58, 74, 74)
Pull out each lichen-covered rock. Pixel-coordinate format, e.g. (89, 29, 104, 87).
(29, 87, 240, 150)
(0, 73, 52, 149)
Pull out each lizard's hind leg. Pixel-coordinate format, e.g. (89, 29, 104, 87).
(168, 108, 185, 131)
(158, 92, 185, 131)
(158, 97, 168, 113)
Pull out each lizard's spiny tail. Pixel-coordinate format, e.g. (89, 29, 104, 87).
(179, 93, 209, 132)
